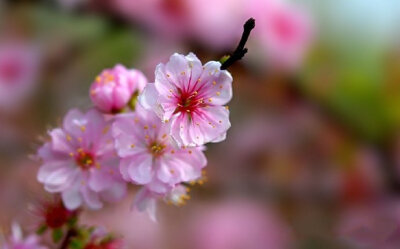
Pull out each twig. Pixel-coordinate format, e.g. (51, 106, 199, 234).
(221, 18, 256, 70)
(59, 228, 76, 249)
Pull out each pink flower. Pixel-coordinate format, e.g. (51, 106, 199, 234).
(3, 223, 47, 249)
(0, 42, 40, 111)
(251, 0, 313, 69)
(139, 53, 232, 147)
(90, 64, 147, 113)
(112, 104, 207, 194)
(187, 200, 293, 249)
(37, 108, 127, 210)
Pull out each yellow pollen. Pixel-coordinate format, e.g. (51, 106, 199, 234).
(95, 163, 101, 169)
(95, 76, 101, 82)
(77, 148, 84, 153)
(181, 71, 186, 75)
(219, 85, 223, 89)
(69, 152, 74, 157)
(166, 74, 170, 77)
(66, 135, 72, 141)
(188, 150, 192, 154)
(162, 134, 167, 139)
(152, 124, 157, 129)
(144, 125, 149, 130)
(219, 120, 222, 123)
(80, 125, 86, 132)
(225, 106, 229, 110)
(81, 180, 86, 185)
(208, 98, 212, 102)
(134, 118, 139, 123)
(171, 150, 175, 154)
(145, 135, 149, 139)
(212, 81, 217, 85)
(102, 126, 110, 134)
(216, 92, 221, 96)
(130, 144, 135, 148)
(170, 169, 175, 174)
(164, 119, 169, 123)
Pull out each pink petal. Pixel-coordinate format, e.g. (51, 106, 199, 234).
(139, 83, 158, 110)
(100, 181, 127, 202)
(49, 128, 74, 154)
(81, 187, 103, 209)
(62, 189, 82, 210)
(127, 154, 154, 184)
(88, 168, 113, 192)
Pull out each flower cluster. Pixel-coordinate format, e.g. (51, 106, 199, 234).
(36, 52, 233, 220)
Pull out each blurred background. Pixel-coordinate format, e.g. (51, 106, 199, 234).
(2, 0, 400, 248)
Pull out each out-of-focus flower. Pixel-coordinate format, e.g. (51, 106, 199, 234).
(337, 200, 400, 249)
(251, 0, 313, 69)
(37, 109, 127, 210)
(140, 53, 232, 147)
(83, 227, 123, 249)
(112, 105, 206, 194)
(2, 223, 47, 249)
(112, 0, 191, 38)
(0, 42, 40, 111)
(90, 64, 147, 113)
(187, 200, 293, 249)
(187, 0, 248, 49)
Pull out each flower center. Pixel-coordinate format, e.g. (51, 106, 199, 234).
(75, 150, 95, 170)
(149, 142, 166, 157)
(175, 89, 203, 114)
(45, 205, 71, 228)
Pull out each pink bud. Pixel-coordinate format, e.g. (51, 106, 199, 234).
(90, 64, 147, 113)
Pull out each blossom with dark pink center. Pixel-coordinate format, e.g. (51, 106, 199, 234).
(3, 223, 48, 249)
(90, 64, 147, 113)
(112, 104, 206, 195)
(140, 53, 232, 147)
(37, 108, 127, 210)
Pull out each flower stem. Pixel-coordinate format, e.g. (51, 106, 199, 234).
(221, 18, 256, 70)
(59, 228, 76, 249)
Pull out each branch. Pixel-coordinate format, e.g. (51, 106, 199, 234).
(59, 228, 76, 249)
(221, 18, 256, 70)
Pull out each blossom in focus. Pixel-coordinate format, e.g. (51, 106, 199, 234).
(2, 223, 47, 249)
(187, 200, 293, 249)
(112, 104, 207, 194)
(251, 0, 313, 69)
(140, 53, 232, 147)
(37, 108, 127, 210)
(90, 64, 147, 113)
(0, 42, 40, 111)
(337, 200, 400, 249)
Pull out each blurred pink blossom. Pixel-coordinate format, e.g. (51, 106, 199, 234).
(337, 200, 400, 249)
(251, 0, 313, 69)
(188, 200, 293, 249)
(90, 64, 147, 113)
(2, 223, 47, 249)
(37, 108, 127, 210)
(140, 53, 232, 146)
(112, 105, 206, 194)
(0, 42, 40, 111)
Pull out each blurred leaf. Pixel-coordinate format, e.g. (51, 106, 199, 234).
(52, 228, 63, 243)
(36, 224, 47, 235)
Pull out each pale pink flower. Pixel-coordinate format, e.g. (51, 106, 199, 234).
(37, 108, 127, 210)
(112, 104, 207, 194)
(3, 223, 47, 249)
(90, 64, 147, 113)
(139, 53, 232, 147)
(0, 42, 40, 111)
(251, 0, 313, 69)
(187, 200, 293, 249)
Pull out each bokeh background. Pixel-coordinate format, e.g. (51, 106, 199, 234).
(2, 0, 400, 248)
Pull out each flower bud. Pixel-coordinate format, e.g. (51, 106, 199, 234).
(90, 64, 147, 113)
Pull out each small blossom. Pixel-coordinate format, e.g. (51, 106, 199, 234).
(139, 53, 232, 146)
(3, 223, 48, 249)
(90, 64, 147, 113)
(112, 105, 207, 194)
(37, 108, 127, 210)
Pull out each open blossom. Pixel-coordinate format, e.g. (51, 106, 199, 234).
(37, 109, 127, 210)
(112, 104, 207, 194)
(251, 0, 313, 68)
(3, 223, 47, 249)
(90, 64, 147, 113)
(140, 53, 232, 147)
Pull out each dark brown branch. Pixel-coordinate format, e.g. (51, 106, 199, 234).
(221, 18, 256, 70)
